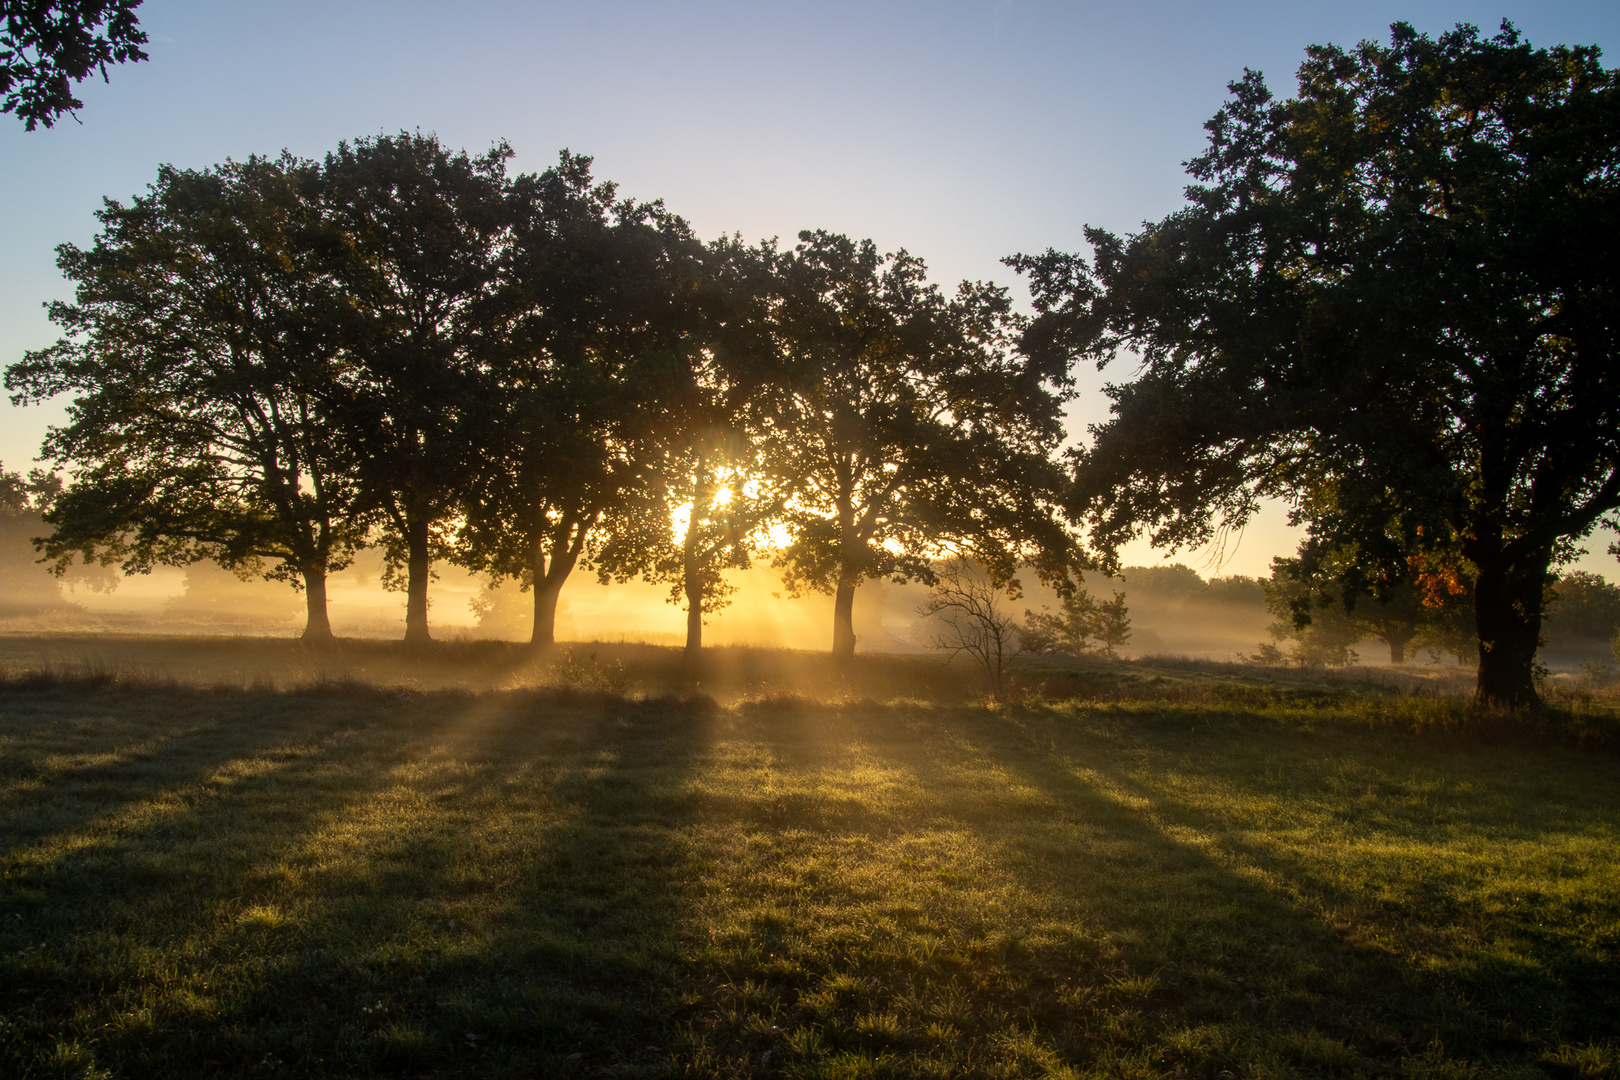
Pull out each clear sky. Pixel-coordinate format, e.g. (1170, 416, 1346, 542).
(4, 0, 1617, 579)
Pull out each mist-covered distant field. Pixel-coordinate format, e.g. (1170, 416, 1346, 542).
(4, 542, 1274, 656)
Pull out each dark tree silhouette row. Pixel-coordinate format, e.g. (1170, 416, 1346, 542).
(6, 137, 1077, 659)
(8, 21, 1617, 707)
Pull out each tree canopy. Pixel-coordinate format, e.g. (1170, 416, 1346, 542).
(320, 132, 514, 645)
(6, 153, 369, 641)
(773, 230, 1078, 660)
(587, 233, 790, 659)
(455, 152, 703, 648)
(1, 0, 147, 129)
(1017, 21, 1620, 707)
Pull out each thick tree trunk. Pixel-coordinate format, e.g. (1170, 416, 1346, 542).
(403, 515, 432, 646)
(832, 578, 857, 662)
(531, 578, 562, 648)
(1472, 553, 1549, 708)
(529, 531, 579, 649)
(300, 566, 335, 644)
(1384, 631, 1412, 665)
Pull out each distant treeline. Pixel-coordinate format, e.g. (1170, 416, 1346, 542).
(3, 134, 1075, 655)
(1081, 564, 1620, 667)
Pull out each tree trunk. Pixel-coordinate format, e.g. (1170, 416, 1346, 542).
(683, 497, 704, 659)
(1472, 552, 1549, 708)
(529, 532, 579, 649)
(531, 577, 562, 648)
(684, 578, 703, 657)
(832, 578, 857, 662)
(300, 566, 335, 644)
(1385, 630, 1412, 665)
(403, 515, 432, 646)
(832, 500, 860, 662)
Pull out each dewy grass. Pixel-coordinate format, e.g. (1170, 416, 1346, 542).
(1, 658, 1618, 1077)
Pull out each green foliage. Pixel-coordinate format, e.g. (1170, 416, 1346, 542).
(0, 462, 71, 605)
(0, 0, 147, 129)
(582, 234, 791, 654)
(1546, 571, 1620, 646)
(1023, 582, 1132, 659)
(1199, 573, 1264, 606)
(1264, 551, 1476, 666)
(1016, 22, 1620, 707)
(320, 132, 515, 644)
(456, 152, 703, 648)
(770, 230, 1077, 658)
(4, 155, 370, 641)
(1258, 564, 1363, 667)
(1116, 563, 1205, 598)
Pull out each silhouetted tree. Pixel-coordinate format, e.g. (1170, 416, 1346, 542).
(1546, 571, 1620, 648)
(1267, 549, 1474, 665)
(2, 0, 147, 129)
(595, 234, 795, 658)
(456, 153, 696, 648)
(1016, 22, 1620, 707)
(4, 155, 368, 641)
(0, 462, 67, 606)
(772, 230, 1076, 662)
(320, 132, 512, 645)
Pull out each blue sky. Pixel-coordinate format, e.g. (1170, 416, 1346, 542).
(4, 0, 1617, 578)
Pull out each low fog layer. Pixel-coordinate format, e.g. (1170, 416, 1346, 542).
(0, 524, 1301, 662)
(5, 508, 1617, 671)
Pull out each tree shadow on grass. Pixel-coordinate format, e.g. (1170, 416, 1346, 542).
(660, 701, 1620, 1078)
(6, 690, 1619, 1078)
(944, 705, 1620, 1075)
(0, 684, 712, 1078)
(0, 683, 381, 874)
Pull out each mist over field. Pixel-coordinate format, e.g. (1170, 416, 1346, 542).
(8, 528, 1610, 673)
(0, 512, 1266, 657)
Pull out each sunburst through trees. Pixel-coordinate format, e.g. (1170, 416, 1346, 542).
(7, 137, 1080, 657)
(8, 19, 1617, 689)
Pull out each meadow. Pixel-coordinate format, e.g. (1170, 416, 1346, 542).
(1, 636, 1618, 1079)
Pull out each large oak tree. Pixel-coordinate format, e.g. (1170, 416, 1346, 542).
(5, 154, 368, 641)
(320, 132, 512, 645)
(594, 234, 793, 658)
(456, 153, 697, 648)
(772, 230, 1076, 661)
(1017, 22, 1620, 707)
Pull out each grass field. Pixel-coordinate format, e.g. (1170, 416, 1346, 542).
(1, 637, 1618, 1078)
